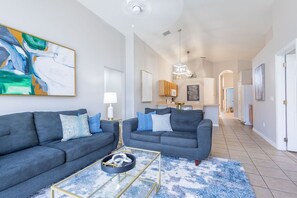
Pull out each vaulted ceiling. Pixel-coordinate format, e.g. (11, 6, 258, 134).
(78, 0, 274, 64)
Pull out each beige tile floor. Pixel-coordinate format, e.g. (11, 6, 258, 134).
(211, 117, 297, 198)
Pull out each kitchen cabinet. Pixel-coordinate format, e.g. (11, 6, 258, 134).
(159, 80, 178, 97)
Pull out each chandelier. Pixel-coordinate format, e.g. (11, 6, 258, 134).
(172, 29, 192, 77)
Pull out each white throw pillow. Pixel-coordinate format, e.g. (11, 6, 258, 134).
(151, 114, 173, 132)
(60, 113, 92, 141)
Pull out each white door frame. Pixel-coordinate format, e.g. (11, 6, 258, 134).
(275, 39, 297, 150)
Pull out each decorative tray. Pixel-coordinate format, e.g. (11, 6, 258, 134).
(101, 153, 136, 174)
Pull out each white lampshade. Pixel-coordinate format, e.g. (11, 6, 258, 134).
(104, 92, 117, 104)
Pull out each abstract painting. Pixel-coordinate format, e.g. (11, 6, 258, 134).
(141, 70, 152, 102)
(187, 85, 199, 101)
(0, 24, 75, 96)
(254, 64, 265, 101)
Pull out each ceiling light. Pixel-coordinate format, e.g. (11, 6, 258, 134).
(172, 29, 192, 78)
(126, 0, 145, 15)
(132, 5, 142, 14)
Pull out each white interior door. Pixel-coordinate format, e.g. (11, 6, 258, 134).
(286, 53, 297, 151)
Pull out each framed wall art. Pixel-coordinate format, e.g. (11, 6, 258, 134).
(0, 24, 76, 96)
(254, 64, 265, 101)
(187, 85, 199, 101)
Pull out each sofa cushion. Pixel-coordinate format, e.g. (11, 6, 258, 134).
(60, 114, 92, 141)
(137, 111, 156, 131)
(88, 113, 103, 133)
(170, 108, 203, 132)
(34, 109, 87, 145)
(0, 146, 65, 191)
(145, 107, 171, 115)
(131, 131, 165, 143)
(152, 114, 173, 132)
(161, 131, 198, 148)
(0, 112, 39, 155)
(45, 132, 114, 162)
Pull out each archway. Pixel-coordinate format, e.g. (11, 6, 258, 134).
(218, 70, 234, 118)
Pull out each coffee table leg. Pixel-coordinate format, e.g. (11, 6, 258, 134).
(157, 155, 161, 192)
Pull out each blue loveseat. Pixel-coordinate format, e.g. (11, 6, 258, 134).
(0, 109, 119, 198)
(123, 108, 212, 164)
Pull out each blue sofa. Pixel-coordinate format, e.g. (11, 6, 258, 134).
(123, 108, 212, 164)
(0, 109, 119, 198)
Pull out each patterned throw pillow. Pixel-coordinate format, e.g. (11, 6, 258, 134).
(137, 111, 156, 131)
(60, 113, 92, 141)
(88, 113, 102, 133)
(151, 114, 173, 132)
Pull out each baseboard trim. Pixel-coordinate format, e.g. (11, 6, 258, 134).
(252, 128, 277, 149)
(213, 124, 219, 127)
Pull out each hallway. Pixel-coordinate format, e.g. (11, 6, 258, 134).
(211, 118, 297, 198)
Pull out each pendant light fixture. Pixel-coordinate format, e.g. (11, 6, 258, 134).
(172, 29, 192, 77)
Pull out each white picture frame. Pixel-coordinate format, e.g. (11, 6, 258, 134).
(141, 70, 152, 102)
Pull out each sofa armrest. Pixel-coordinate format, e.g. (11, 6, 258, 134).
(122, 118, 138, 146)
(100, 120, 119, 150)
(197, 119, 213, 159)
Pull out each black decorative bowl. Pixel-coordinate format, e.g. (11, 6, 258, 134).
(101, 153, 136, 174)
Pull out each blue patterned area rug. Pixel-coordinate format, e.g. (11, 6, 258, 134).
(32, 156, 255, 198)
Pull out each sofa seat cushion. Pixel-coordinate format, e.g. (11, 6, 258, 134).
(0, 146, 65, 191)
(131, 131, 165, 143)
(45, 132, 114, 162)
(161, 131, 198, 148)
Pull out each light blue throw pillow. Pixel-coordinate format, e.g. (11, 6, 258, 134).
(152, 113, 173, 132)
(88, 113, 103, 133)
(60, 113, 92, 141)
(137, 111, 156, 131)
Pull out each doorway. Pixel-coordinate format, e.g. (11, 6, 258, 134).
(226, 88, 234, 113)
(104, 67, 125, 120)
(276, 40, 297, 151)
(218, 70, 234, 118)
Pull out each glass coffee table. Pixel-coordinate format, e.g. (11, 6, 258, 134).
(51, 146, 161, 198)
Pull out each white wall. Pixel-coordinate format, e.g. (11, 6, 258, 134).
(222, 73, 234, 88)
(133, 34, 172, 114)
(0, 0, 125, 116)
(252, 0, 297, 149)
(104, 68, 124, 120)
(173, 77, 216, 106)
(188, 58, 213, 78)
(173, 78, 205, 105)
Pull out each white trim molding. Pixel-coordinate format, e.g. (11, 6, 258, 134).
(252, 128, 279, 150)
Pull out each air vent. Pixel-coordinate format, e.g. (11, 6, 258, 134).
(163, 30, 171, 36)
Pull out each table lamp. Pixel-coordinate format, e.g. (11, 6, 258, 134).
(104, 92, 117, 120)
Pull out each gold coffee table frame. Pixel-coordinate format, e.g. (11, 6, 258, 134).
(51, 147, 161, 198)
